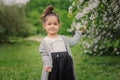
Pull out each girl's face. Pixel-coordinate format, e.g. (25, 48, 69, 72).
(43, 16, 60, 37)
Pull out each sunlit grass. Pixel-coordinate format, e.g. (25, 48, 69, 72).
(0, 40, 120, 80)
(0, 41, 42, 80)
(72, 44, 120, 80)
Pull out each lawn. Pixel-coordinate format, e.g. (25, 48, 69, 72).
(0, 41, 42, 80)
(0, 40, 120, 80)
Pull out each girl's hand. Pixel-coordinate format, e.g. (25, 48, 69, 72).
(45, 65, 52, 72)
(79, 27, 87, 34)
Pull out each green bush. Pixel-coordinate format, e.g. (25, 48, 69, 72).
(0, 3, 36, 42)
(69, 0, 120, 56)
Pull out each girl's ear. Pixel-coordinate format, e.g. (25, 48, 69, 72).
(58, 23, 61, 27)
(59, 23, 61, 26)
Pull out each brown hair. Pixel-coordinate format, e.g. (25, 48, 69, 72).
(40, 5, 60, 23)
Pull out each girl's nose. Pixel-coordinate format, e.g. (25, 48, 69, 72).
(51, 24, 55, 27)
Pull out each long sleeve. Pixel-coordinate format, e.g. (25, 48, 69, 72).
(39, 40, 52, 67)
(64, 30, 82, 47)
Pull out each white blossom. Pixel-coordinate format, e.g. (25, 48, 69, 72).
(68, 6, 73, 14)
(103, 15, 107, 21)
(103, 30, 107, 34)
(110, 34, 113, 38)
(67, 28, 74, 32)
(114, 48, 117, 51)
(102, 0, 107, 4)
(99, 47, 102, 50)
(116, 52, 120, 55)
(107, 32, 111, 36)
(94, 48, 97, 52)
(75, 0, 100, 19)
(84, 50, 88, 53)
(75, 23, 82, 30)
(111, 1, 116, 9)
(82, 41, 91, 48)
(79, 0, 84, 4)
(114, 5, 119, 13)
(68, 0, 120, 55)
(100, 51, 103, 55)
(95, 45, 98, 49)
(90, 14, 95, 20)
(108, 17, 113, 21)
(72, 1, 76, 6)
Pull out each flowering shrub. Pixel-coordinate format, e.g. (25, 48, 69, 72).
(68, 0, 120, 56)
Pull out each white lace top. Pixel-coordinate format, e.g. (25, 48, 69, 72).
(44, 35, 66, 52)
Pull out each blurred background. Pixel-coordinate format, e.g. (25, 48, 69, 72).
(0, 0, 120, 80)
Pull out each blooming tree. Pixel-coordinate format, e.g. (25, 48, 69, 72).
(68, 0, 120, 56)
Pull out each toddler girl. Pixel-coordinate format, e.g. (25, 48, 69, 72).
(39, 5, 85, 80)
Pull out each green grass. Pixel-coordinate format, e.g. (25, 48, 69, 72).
(72, 44, 120, 80)
(0, 41, 42, 80)
(0, 41, 120, 80)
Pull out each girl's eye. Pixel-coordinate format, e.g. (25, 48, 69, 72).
(54, 23, 57, 25)
(47, 22, 58, 25)
(48, 23, 51, 25)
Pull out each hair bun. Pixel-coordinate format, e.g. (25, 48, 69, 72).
(40, 5, 55, 21)
(47, 5, 54, 14)
(48, 5, 54, 11)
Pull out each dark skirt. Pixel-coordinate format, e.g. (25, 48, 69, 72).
(48, 52, 76, 80)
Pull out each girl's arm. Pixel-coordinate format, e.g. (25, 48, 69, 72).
(65, 30, 83, 46)
(39, 40, 52, 68)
